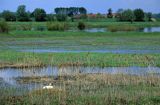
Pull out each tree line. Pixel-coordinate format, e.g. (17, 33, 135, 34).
(0, 5, 157, 22)
(0, 5, 87, 22)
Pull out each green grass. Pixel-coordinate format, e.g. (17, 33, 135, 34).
(0, 51, 160, 68)
(7, 21, 160, 29)
(0, 31, 160, 67)
(0, 31, 160, 51)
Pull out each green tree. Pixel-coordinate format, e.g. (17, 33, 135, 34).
(134, 9, 145, 21)
(107, 8, 113, 18)
(2, 10, 16, 21)
(16, 5, 30, 21)
(118, 9, 135, 22)
(146, 12, 152, 21)
(33, 8, 46, 21)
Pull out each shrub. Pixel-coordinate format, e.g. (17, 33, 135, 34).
(0, 20, 9, 33)
(36, 26, 46, 31)
(77, 22, 86, 30)
(19, 24, 32, 31)
(2, 10, 16, 21)
(33, 8, 46, 21)
(56, 14, 67, 22)
(118, 9, 135, 22)
(107, 25, 137, 32)
(134, 9, 145, 21)
(47, 22, 68, 31)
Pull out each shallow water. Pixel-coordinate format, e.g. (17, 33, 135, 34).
(21, 49, 160, 54)
(0, 66, 160, 90)
(70, 27, 160, 33)
(139, 27, 160, 32)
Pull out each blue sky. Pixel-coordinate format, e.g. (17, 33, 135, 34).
(0, 0, 159, 13)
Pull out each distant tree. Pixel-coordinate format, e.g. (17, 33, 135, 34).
(116, 9, 124, 18)
(146, 12, 152, 21)
(117, 9, 124, 14)
(16, 5, 30, 21)
(33, 8, 46, 21)
(2, 10, 16, 21)
(0, 13, 2, 18)
(134, 9, 145, 21)
(55, 7, 87, 15)
(118, 9, 135, 22)
(79, 7, 87, 15)
(153, 13, 160, 18)
(107, 8, 113, 18)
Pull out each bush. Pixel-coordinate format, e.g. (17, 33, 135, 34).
(2, 10, 16, 21)
(134, 9, 145, 21)
(118, 9, 135, 22)
(56, 14, 67, 22)
(0, 20, 9, 33)
(36, 26, 46, 31)
(77, 22, 86, 30)
(33, 8, 46, 21)
(47, 22, 68, 31)
(107, 25, 137, 32)
(19, 24, 32, 31)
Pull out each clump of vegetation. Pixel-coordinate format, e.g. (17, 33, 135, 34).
(1, 10, 16, 21)
(56, 14, 67, 22)
(77, 22, 86, 30)
(0, 19, 9, 33)
(117, 9, 135, 22)
(36, 26, 46, 31)
(107, 25, 137, 32)
(16, 5, 30, 21)
(134, 8, 145, 21)
(20, 24, 32, 31)
(33, 8, 47, 21)
(47, 22, 68, 31)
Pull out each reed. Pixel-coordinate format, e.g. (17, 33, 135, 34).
(107, 25, 138, 32)
(1, 73, 160, 105)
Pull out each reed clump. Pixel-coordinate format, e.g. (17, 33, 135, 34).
(108, 25, 138, 32)
(47, 22, 68, 31)
(0, 20, 9, 33)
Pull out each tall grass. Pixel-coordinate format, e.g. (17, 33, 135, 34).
(0, 20, 9, 33)
(0, 73, 160, 105)
(47, 22, 68, 31)
(107, 25, 138, 32)
(0, 51, 159, 68)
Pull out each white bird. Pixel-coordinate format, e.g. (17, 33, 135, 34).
(43, 83, 54, 89)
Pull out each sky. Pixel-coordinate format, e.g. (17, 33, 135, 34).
(0, 0, 159, 14)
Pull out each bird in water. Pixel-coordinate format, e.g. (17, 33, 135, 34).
(43, 83, 53, 89)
